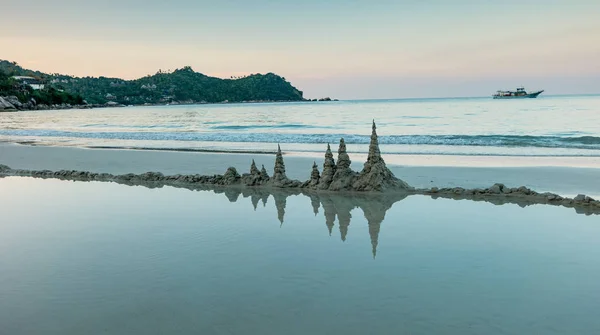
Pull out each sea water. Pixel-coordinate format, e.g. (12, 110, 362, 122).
(1, 177, 599, 335)
(1, 95, 600, 157)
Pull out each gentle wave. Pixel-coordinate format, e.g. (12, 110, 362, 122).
(2, 129, 600, 150)
(81, 124, 186, 129)
(210, 124, 323, 130)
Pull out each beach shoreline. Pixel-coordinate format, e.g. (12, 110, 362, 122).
(1, 142, 599, 198)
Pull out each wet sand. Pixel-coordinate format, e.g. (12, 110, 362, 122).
(1, 177, 600, 335)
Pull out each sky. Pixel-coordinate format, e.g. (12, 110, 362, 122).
(2, 0, 599, 99)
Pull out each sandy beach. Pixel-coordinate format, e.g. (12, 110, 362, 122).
(1, 142, 599, 198)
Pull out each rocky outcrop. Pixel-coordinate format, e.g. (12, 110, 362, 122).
(0, 96, 123, 111)
(0, 97, 16, 111)
(352, 121, 412, 192)
(4, 96, 22, 109)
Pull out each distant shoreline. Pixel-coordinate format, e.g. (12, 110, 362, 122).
(1, 97, 342, 112)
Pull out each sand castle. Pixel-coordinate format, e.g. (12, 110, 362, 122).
(0, 120, 409, 192)
(0, 121, 599, 214)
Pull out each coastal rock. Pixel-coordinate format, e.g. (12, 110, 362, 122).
(328, 138, 358, 191)
(351, 121, 412, 192)
(318, 144, 336, 190)
(0, 97, 16, 110)
(5, 96, 22, 109)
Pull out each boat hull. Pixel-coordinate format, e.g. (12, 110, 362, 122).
(493, 90, 544, 99)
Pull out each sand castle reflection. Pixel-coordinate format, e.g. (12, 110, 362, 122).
(212, 187, 408, 258)
(207, 186, 600, 257)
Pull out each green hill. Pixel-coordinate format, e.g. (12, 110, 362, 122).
(0, 60, 305, 105)
(0, 62, 84, 106)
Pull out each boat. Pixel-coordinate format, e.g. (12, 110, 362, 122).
(492, 87, 544, 99)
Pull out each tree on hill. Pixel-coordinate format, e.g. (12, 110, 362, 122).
(1, 60, 306, 105)
(1, 65, 84, 106)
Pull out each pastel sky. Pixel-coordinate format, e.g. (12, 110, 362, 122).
(2, 0, 599, 98)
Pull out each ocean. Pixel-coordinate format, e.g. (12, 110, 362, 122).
(1, 95, 600, 158)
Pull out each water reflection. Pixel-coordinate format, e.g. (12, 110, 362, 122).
(212, 187, 409, 258)
(206, 186, 599, 256)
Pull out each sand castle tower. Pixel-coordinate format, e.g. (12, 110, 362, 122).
(352, 121, 412, 192)
(328, 138, 358, 191)
(318, 144, 336, 190)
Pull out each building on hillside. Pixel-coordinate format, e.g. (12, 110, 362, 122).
(12, 76, 45, 90)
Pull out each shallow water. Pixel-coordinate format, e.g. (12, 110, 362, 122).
(1, 177, 599, 334)
(1, 95, 600, 157)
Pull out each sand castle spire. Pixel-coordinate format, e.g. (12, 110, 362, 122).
(268, 144, 302, 188)
(273, 145, 286, 179)
(241, 159, 266, 186)
(336, 138, 351, 169)
(309, 161, 320, 187)
(318, 143, 336, 190)
(367, 120, 382, 164)
(327, 137, 357, 191)
(250, 159, 260, 175)
(260, 164, 269, 179)
(351, 120, 412, 191)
